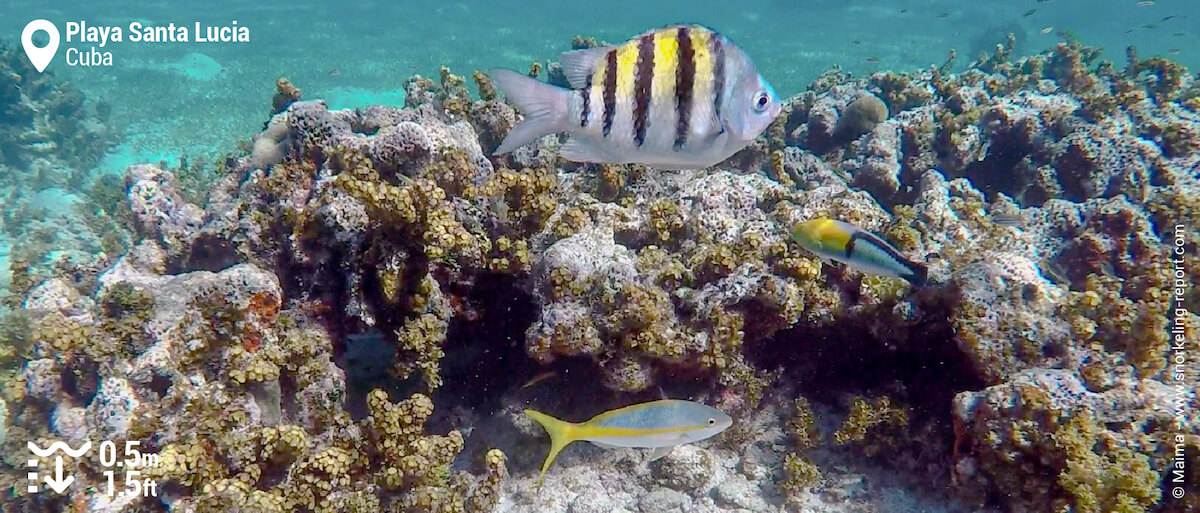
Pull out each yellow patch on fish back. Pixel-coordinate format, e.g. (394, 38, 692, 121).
(575, 424, 701, 440)
(651, 30, 679, 107)
(590, 55, 608, 98)
(615, 41, 640, 101)
(805, 219, 852, 251)
(689, 29, 714, 110)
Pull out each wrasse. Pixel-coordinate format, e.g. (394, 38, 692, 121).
(490, 25, 782, 170)
(791, 218, 928, 286)
(524, 399, 732, 487)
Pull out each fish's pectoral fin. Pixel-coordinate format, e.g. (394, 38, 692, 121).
(590, 440, 621, 449)
(688, 101, 726, 143)
(648, 445, 675, 463)
(558, 46, 614, 89)
(559, 137, 616, 164)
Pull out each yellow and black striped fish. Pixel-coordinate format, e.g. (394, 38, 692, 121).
(490, 25, 782, 170)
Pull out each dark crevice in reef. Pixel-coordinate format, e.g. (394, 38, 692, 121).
(278, 371, 301, 423)
(748, 296, 984, 425)
(428, 271, 553, 471)
(61, 357, 101, 406)
(432, 272, 538, 416)
(182, 233, 242, 273)
(277, 219, 356, 333)
(960, 143, 1028, 203)
(146, 371, 172, 399)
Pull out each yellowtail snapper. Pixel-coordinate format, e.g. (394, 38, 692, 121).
(791, 218, 929, 286)
(490, 25, 782, 169)
(524, 399, 732, 487)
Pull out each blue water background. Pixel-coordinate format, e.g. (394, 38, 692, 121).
(0, 0, 1195, 172)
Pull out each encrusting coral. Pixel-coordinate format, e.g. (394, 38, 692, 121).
(2, 33, 1198, 513)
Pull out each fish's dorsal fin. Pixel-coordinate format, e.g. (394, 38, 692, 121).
(558, 46, 614, 89)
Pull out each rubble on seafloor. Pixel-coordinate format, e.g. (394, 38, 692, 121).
(0, 37, 1198, 513)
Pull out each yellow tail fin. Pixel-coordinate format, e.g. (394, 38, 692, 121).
(523, 408, 578, 488)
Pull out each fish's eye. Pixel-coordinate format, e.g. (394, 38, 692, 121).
(707, 418, 717, 425)
(753, 90, 770, 113)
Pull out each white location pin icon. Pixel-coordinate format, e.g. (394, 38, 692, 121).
(22, 20, 60, 73)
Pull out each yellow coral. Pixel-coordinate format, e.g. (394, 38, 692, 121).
(1053, 410, 1161, 513)
(781, 452, 821, 498)
(833, 396, 909, 455)
(552, 206, 590, 238)
(366, 390, 465, 492)
(648, 199, 685, 242)
(394, 313, 448, 390)
(32, 312, 94, 354)
(790, 397, 820, 450)
(225, 344, 283, 384)
(701, 308, 744, 370)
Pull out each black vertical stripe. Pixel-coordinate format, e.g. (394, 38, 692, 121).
(633, 34, 655, 147)
(580, 74, 592, 127)
(602, 49, 617, 137)
(674, 27, 695, 151)
(712, 34, 726, 122)
(845, 232, 860, 259)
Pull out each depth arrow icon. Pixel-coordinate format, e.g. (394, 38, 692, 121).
(44, 455, 73, 494)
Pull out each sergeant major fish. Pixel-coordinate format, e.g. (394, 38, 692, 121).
(489, 25, 783, 169)
(791, 218, 929, 286)
(524, 399, 732, 486)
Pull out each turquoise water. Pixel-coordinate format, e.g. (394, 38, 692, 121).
(2, 1, 1199, 511)
(2, 0, 1196, 170)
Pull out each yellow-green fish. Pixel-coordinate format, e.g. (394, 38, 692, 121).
(490, 25, 783, 169)
(791, 218, 928, 285)
(524, 399, 732, 486)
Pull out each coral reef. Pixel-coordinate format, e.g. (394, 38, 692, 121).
(0, 43, 117, 171)
(0, 42, 125, 307)
(2, 34, 1198, 513)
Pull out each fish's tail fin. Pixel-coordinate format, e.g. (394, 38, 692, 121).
(490, 68, 571, 155)
(903, 260, 929, 286)
(523, 408, 578, 489)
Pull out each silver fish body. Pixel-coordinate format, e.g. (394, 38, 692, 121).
(524, 399, 733, 486)
(490, 25, 782, 169)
